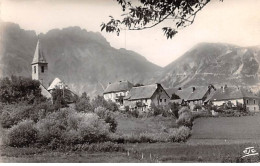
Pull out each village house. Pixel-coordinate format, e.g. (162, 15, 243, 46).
(165, 85, 216, 110)
(210, 85, 259, 112)
(124, 83, 170, 111)
(103, 80, 133, 105)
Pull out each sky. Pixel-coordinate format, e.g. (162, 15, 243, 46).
(1, 0, 260, 67)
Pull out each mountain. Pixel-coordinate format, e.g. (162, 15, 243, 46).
(1, 21, 260, 96)
(0, 22, 161, 96)
(156, 42, 260, 90)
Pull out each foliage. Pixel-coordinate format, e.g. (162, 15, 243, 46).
(150, 103, 173, 117)
(6, 120, 38, 147)
(168, 126, 191, 142)
(35, 109, 110, 147)
(0, 110, 14, 128)
(94, 107, 118, 133)
(52, 89, 69, 109)
(128, 109, 139, 118)
(0, 76, 43, 104)
(75, 93, 93, 112)
(176, 107, 193, 127)
(0, 101, 55, 129)
(68, 142, 126, 152)
(168, 102, 180, 118)
(101, 0, 223, 39)
(91, 95, 119, 112)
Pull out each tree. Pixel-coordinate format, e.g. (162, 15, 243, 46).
(0, 76, 42, 104)
(101, 0, 223, 39)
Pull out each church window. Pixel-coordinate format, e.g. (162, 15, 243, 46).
(41, 66, 44, 73)
(34, 66, 36, 74)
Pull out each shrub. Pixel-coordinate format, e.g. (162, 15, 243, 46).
(0, 110, 14, 128)
(36, 109, 110, 145)
(94, 107, 117, 133)
(168, 126, 191, 142)
(6, 120, 38, 147)
(169, 102, 180, 118)
(0, 76, 42, 104)
(75, 96, 93, 113)
(91, 95, 119, 112)
(129, 109, 139, 118)
(176, 107, 193, 128)
(78, 113, 110, 143)
(178, 107, 190, 116)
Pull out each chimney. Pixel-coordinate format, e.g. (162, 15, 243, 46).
(192, 87, 196, 92)
(178, 87, 182, 90)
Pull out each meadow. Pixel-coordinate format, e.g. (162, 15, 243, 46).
(1, 113, 260, 162)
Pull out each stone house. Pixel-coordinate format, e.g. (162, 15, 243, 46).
(103, 80, 133, 105)
(210, 85, 259, 112)
(124, 83, 170, 111)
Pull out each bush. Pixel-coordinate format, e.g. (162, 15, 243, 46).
(128, 109, 139, 118)
(168, 126, 191, 142)
(36, 109, 110, 146)
(75, 96, 93, 113)
(78, 113, 110, 143)
(0, 110, 14, 128)
(176, 107, 193, 128)
(150, 104, 173, 117)
(169, 102, 180, 118)
(6, 120, 38, 147)
(94, 107, 117, 132)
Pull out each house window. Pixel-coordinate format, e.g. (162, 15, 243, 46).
(34, 66, 36, 74)
(246, 100, 249, 104)
(164, 99, 166, 102)
(145, 99, 147, 102)
(41, 66, 44, 73)
(254, 107, 255, 111)
(160, 99, 162, 102)
(254, 100, 256, 104)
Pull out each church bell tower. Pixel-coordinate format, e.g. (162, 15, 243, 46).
(31, 39, 48, 88)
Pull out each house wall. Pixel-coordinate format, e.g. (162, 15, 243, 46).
(212, 98, 259, 112)
(151, 87, 170, 107)
(104, 91, 129, 103)
(244, 98, 259, 112)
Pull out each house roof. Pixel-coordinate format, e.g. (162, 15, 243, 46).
(210, 87, 259, 101)
(188, 87, 209, 101)
(166, 86, 212, 101)
(48, 77, 66, 91)
(103, 80, 133, 94)
(31, 40, 47, 65)
(125, 84, 158, 100)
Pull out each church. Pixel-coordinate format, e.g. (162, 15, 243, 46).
(31, 39, 76, 102)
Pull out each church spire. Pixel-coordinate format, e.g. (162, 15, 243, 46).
(31, 38, 48, 88)
(31, 39, 47, 65)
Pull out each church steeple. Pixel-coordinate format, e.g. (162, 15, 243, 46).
(32, 39, 48, 88)
(31, 40, 47, 65)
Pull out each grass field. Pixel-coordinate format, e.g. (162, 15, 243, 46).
(115, 113, 177, 135)
(191, 114, 260, 140)
(1, 114, 260, 162)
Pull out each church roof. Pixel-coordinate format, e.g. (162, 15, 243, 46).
(48, 77, 66, 91)
(31, 40, 47, 65)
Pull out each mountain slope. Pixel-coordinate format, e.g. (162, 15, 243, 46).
(0, 22, 161, 96)
(157, 42, 260, 88)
